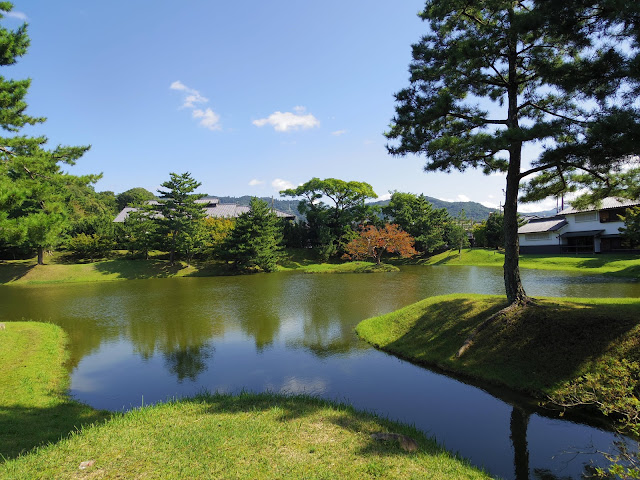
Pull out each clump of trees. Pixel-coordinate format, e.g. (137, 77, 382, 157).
(280, 178, 378, 260)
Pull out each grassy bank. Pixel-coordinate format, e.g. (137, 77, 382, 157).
(0, 253, 393, 285)
(356, 294, 640, 398)
(1, 322, 489, 479)
(0, 322, 111, 459)
(423, 248, 640, 278)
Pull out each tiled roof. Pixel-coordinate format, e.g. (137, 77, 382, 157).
(518, 216, 568, 234)
(559, 197, 640, 215)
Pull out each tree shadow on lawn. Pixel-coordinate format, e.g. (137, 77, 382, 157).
(0, 262, 36, 284)
(92, 259, 189, 280)
(381, 297, 640, 397)
(93, 258, 232, 280)
(195, 392, 442, 458)
(0, 402, 112, 461)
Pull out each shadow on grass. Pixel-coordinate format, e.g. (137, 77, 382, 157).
(0, 402, 112, 461)
(0, 263, 35, 284)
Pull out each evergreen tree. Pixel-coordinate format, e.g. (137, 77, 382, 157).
(386, 1, 640, 304)
(0, 3, 97, 264)
(619, 207, 640, 249)
(222, 197, 283, 272)
(382, 191, 450, 254)
(153, 172, 206, 265)
(116, 187, 155, 211)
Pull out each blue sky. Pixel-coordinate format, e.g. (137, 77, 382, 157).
(5, 1, 556, 212)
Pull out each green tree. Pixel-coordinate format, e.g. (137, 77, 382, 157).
(445, 210, 469, 254)
(221, 197, 283, 272)
(123, 208, 160, 260)
(280, 178, 377, 260)
(0, 4, 97, 264)
(116, 187, 155, 211)
(386, 1, 640, 305)
(153, 172, 206, 265)
(619, 207, 640, 249)
(484, 212, 504, 250)
(382, 192, 449, 254)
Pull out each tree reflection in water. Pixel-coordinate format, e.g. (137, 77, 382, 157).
(163, 343, 214, 382)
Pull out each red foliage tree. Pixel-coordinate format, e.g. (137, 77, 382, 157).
(344, 224, 417, 265)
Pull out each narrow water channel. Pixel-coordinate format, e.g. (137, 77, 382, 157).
(1, 266, 638, 479)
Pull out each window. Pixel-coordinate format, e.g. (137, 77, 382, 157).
(600, 208, 626, 223)
(525, 233, 550, 241)
(574, 212, 597, 223)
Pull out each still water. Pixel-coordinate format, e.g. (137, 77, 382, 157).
(1, 266, 639, 479)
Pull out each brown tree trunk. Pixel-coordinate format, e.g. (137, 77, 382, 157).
(37, 246, 44, 265)
(504, 8, 528, 306)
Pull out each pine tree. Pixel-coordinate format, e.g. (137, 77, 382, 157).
(222, 197, 283, 272)
(153, 172, 206, 265)
(0, 3, 97, 264)
(387, 1, 640, 304)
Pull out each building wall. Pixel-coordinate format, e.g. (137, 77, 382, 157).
(563, 211, 623, 236)
(518, 231, 562, 248)
(519, 244, 562, 254)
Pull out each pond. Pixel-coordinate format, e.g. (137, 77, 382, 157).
(1, 265, 639, 479)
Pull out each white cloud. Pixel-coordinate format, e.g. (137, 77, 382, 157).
(518, 198, 558, 213)
(272, 178, 294, 190)
(4, 10, 27, 20)
(248, 179, 264, 186)
(192, 108, 221, 131)
(170, 80, 208, 108)
(457, 194, 471, 202)
(378, 193, 392, 202)
(253, 107, 320, 132)
(481, 201, 499, 209)
(170, 80, 220, 130)
(331, 130, 347, 136)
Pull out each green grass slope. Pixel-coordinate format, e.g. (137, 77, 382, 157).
(356, 294, 640, 396)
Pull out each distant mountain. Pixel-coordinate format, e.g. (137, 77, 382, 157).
(368, 196, 498, 221)
(520, 209, 558, 218)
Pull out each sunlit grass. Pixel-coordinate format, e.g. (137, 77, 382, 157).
(424, 248, 640, 277)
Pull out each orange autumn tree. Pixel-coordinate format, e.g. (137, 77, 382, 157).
(344, 224, 417, 265)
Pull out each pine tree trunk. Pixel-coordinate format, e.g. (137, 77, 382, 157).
(504, 166, 528, 305)
(37, 246, 44, 265)
(504, 9, 529, 306)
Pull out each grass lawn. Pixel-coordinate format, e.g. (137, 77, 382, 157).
(356, 294, 640, 398)
(423, 248, 640, 278)
(1, 322, 489, 479)
(0, 322, 111, 459)
(0, 254, 229, 285)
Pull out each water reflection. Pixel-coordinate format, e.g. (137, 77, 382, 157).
(0, 267, 638, 479)
(511, 407, 531, 480)
(164, 343, 214, 382)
